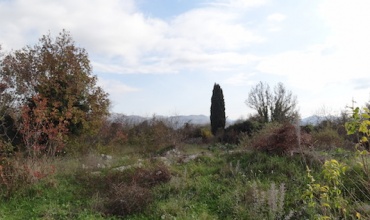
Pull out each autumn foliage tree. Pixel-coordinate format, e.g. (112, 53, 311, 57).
(1, 30, 110, 155)
(210, 83, 226, 135)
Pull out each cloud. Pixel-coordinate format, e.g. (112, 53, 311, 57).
(319, 0, 370, 53)
(168, 8, 263, 52)
(0, 0, 265, 76)
(97, 78, 142, 111)
(208, 0, 268, 9)
(266, 13, 286, 22)
(168, 52, 261, 72)
(0, 0, 166, 63)
(97, 78, 140, 102)
(92, 61, 177, 75)
(265, 13, 286, 32)
(224, 73, 256, 86)
(351, 78, 370, 90)
(257, 0, 370, 92)
(255, 1, 370, 116)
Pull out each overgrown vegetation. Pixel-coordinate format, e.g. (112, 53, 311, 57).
(1, 30, 370, 219)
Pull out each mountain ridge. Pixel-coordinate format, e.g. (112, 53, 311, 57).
(109, 113, 334, 127)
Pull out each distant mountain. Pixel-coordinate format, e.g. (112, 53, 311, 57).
(111, 113, 339, 127)
(300, 115, 338, 125)
(168, 115, 209, 126)
(109, 113, 146, 124)
(109, 113, 235, 128)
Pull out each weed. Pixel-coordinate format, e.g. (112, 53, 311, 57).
(132, 164, 172, 187)
(105, 183, 152, 217)
(250, 181, 288, 219)
(302, 160, 362, 219)
(0, 156, 56, 199)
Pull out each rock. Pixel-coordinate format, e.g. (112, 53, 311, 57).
(101, 154, 113, 160)
(183, 154, 198, 163)
(114, 164, 132, 172)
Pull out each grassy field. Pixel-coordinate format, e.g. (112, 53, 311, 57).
(1, 142, 369, 219)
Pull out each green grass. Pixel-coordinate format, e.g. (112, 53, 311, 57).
(0, 145, 369, 219)
(0, 175, 109, 219)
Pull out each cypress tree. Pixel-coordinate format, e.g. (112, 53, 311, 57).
(210, 83, 226, 135)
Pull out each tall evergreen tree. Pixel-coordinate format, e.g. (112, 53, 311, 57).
(210, 83, 226, 135)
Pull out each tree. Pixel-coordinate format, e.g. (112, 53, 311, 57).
(0, 45, 21, 152)
(270, 82, 298, 122)
(246, 82, 298, 123)
(19, 95, 69, 156)
(210, 83, 226, 135)
(1, 30, 110, 153)
(246, 82, 271, 123)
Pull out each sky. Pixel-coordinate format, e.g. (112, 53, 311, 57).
(1, 0, 370, 120)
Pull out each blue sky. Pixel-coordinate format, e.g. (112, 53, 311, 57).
(1, 0, 370, 119)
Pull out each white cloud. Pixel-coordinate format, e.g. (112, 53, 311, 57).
(92, 59, 178, 75)
(224, 73, 256, 86)
(209, 0, 268, 9)
(97, 78, 140, 102)
(266, 13, 286, 22)
(319, 0, 370, 55)
(97, 78, 142, 111)
(0, 0, 166, 64)
(167, 8, 263, 52)
(265, 13, 286, 32)
(0, 0, 264, 75)
(255, 0, 370, 116)
(258, 0, 370, 92)
(168, 52, 260, 72)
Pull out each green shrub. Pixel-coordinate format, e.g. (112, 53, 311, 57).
(312, 127, 344, 149)
(223, 119, 263, 144)
(127, 118, 182, 152)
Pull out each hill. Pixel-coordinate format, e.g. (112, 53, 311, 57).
(109, 113, 235, 128)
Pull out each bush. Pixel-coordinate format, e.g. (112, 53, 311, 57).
(105, 184, 152, 217)
(311, 127, 344, 149)
(132, 164, 172, 187)
(127, 118, 181, 152)
(181, 124, 213, 144)
(223, 119, 263, 144)
(0, 156, 55, 199)
(98, 119, 128, 147)
(250, 123, 305, 155)
(75, 163, 172, 218)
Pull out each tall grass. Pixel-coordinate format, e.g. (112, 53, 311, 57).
(1, 114, 370, 219)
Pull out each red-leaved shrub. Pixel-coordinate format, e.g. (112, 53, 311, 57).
(251, 123, 311, 155)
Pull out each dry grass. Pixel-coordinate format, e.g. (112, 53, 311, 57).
(0, 156, 57, 198)
(104, 183, 152, 217)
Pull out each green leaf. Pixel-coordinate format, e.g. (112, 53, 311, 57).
(360, 150, 369, 156)
(345, 122, 357, 135)
(359, 123, 369, 133)
(361, 136, 368, 142)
